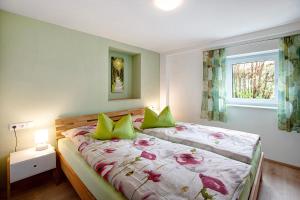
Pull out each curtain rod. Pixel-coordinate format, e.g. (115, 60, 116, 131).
(204, 30, 300, 51)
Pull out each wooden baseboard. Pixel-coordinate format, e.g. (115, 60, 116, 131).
(264, 158, 300, 170)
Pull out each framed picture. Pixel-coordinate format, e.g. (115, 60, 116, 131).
(111, 57, 124, 93)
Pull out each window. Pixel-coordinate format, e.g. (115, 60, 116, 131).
(226, 50, 278, 108)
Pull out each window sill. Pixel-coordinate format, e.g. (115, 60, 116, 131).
(226, 104, 277, 110)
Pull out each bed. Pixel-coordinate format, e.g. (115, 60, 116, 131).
(55, 108, 263, 200)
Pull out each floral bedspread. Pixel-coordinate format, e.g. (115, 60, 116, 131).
(63, 126, 251, 200)
(139, 121, 260, 164)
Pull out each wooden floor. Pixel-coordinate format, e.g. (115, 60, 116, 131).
(258, 160, 300, 200)
(8, 172, 80, 200)
(5, 160, 300, 200)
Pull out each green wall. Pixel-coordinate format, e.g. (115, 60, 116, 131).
(0, 10, 160, 189)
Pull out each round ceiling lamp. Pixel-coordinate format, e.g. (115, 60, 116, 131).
(154, 0, 183, 11)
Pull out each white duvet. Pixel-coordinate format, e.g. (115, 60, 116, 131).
(63, 126, 251, 200)
(133, 118, 260, 164)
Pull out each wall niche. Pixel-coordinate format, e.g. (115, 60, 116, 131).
(108, 47, 141, 101)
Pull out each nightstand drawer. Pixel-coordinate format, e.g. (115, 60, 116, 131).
(10, 152, 56, 183)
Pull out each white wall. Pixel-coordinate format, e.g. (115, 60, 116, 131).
(160, 54, 168, 109)
(163, 24, 300, 167)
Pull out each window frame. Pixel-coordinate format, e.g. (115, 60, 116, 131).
(226, 50, 279, 108)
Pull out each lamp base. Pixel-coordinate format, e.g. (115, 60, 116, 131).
(36, 144, 48, 151)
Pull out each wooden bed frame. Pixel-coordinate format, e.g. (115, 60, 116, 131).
(55, 107, 263, 200)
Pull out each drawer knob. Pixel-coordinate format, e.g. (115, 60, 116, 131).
(33, 164, 37, 168)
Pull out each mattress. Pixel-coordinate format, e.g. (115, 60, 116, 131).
(58, 137, 260, 200)
(58, 138, 125, 200)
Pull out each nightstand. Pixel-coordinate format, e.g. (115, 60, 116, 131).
(6, 145, 56, 199)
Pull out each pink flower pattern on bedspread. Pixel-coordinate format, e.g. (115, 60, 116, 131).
(95, 161, 116, 181)
(74, 130, 89, 137)
(134, 139, 154, 147)
(134, 118, 144, 123)
(175, 125, 188, 132)
(141, 151, 156, 160)
(199, 173, 228, 195)
(104, 148, 116, 153)
(174, 153, 204, 165)
(143, 170, 161, 182)
(62, 126, 251, 200)
(211, 132, 225, 139)
(78, 141, 90, 152)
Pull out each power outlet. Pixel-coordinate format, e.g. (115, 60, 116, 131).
(9, 121, 34, 131)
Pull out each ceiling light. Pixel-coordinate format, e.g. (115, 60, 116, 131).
(154, 0, 183, 11)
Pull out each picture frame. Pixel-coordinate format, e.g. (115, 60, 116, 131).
(111, 57, 124, 93)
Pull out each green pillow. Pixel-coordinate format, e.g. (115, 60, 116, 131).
(93, 113, 136, 140)
(141, 106, 176, 129)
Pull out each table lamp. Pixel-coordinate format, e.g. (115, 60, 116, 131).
(34, 129, 49, 151)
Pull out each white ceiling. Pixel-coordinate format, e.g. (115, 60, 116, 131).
(1, 0, 300, 53)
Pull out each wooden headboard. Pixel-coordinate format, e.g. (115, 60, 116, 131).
(55, 108, 144, 140)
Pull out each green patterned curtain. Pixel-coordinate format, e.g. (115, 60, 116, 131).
(278, 34, 300, 133)
(201, 48, 226, 122)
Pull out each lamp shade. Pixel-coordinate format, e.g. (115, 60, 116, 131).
(34, 129, 48, 144)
